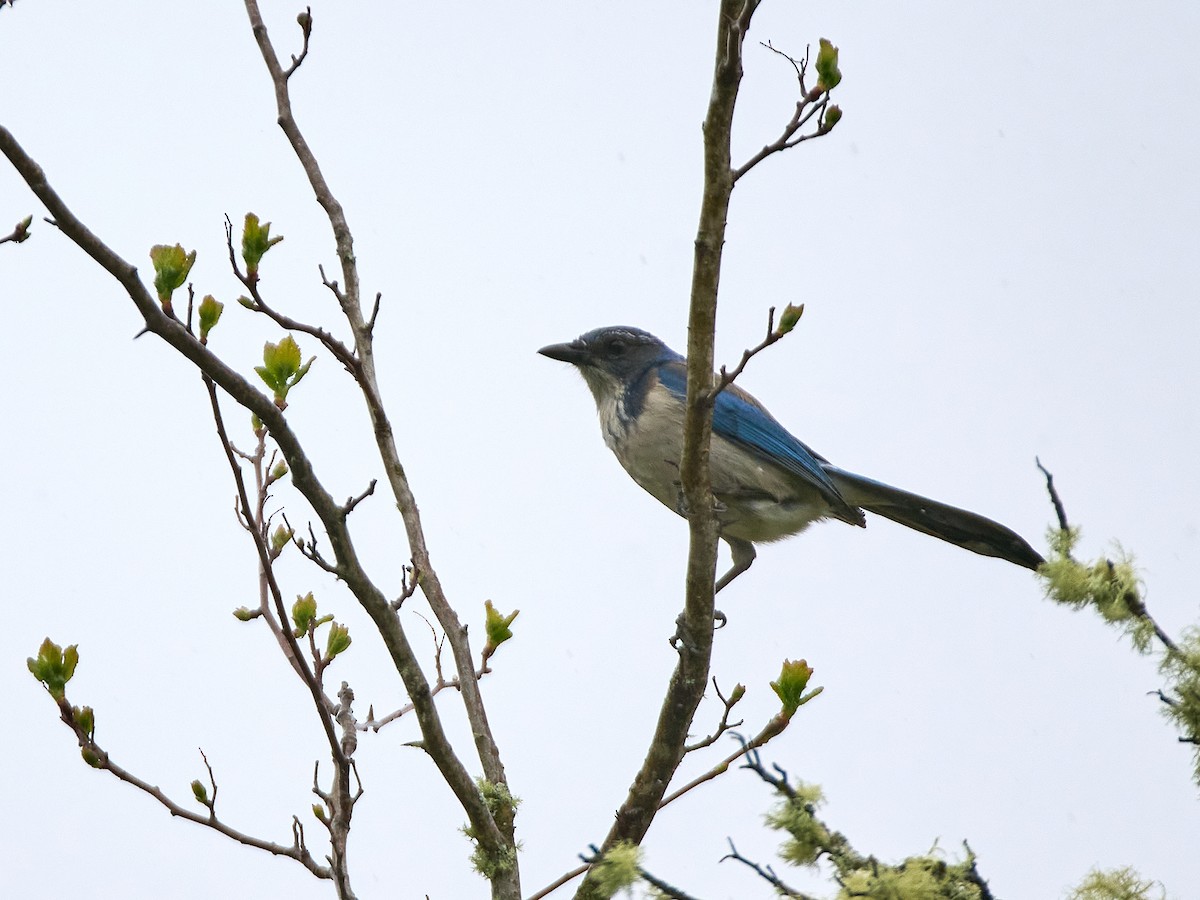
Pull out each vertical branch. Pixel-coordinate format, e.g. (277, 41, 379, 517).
(573, 3, 758, 898)
(239, 6, 517, 894)
(682, 0, 759, 633)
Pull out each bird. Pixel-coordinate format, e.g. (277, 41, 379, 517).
(539, 325, 1043, 593)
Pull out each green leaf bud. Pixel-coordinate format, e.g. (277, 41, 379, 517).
(197, 295, 224, 344)
(776, 303, 805, 335)
(74, 705, 95, 737)
(325, 622, 351, 659)
(292, 592, 318, 636)
(270, 524, 293, 553)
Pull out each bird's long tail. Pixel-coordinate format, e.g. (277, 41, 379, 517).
(824, 467, 1044, 570)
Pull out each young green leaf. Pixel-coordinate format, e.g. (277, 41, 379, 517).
(770, 658, 818, 718)
(149, 243, 196, 312)
(27, 637, 79, 701)
(254, 335, 314, 409)
(241, 213, 284, 280)
(484, 600, 520, 649)
(815, 38, 842, 92)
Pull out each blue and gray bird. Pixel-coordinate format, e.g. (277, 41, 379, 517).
(539, 326, 1043, 592)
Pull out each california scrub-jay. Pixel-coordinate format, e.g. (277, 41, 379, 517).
(539, 326, 1043, 592)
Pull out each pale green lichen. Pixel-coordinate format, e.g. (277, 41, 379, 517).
(464, 778, 522, 879)
(1039, 528, 1150, 651)
(591, 842, 643, 898)
(1067, 866, 1165, 900)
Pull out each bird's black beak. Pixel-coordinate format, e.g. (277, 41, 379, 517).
(537, 339, 588, 366)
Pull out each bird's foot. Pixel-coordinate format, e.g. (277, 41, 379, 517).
(669, 609, 727, 651)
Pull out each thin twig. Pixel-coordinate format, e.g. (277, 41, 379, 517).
(360, 615, 491, 732)
(721, 838, 814, 899)
(684, 678, 745, 752)
(365, 292, 382, 335)
(527, 864, 589, 900)
(223, 215, 359, 371)
(340, 479, 377, 517)
(391, 564, 421, 610)
(204, 378, 344, 758)
(660, 715, 792, 810)
(286, 514, 341, 576)
(637, 868, 705, 900)
(712, 306, 795, 397)
(196, 748, 218, 816)
(732, 41, 837, 183)
(1035, 456, 1070, 531)
(53, 698, 333, 879)
(284, 7, 312, 79)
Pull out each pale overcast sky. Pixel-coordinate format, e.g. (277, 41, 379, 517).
(3, 2, 1198, 898)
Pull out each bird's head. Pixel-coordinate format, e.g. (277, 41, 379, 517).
(538, 326, 679, 404)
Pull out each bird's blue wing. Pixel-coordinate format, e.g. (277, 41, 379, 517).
(656, 361, 847, 503)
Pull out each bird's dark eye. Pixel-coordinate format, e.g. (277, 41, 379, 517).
(606, 338, 626, 356)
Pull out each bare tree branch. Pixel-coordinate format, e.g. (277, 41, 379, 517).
(239, 16, 516, 873)
(683, 678, 745, 752)
(52, 698, 333, 881)
(712, 304, 804, 397)
(722, 838, 814, 899)
(573, 4, 761, 897)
